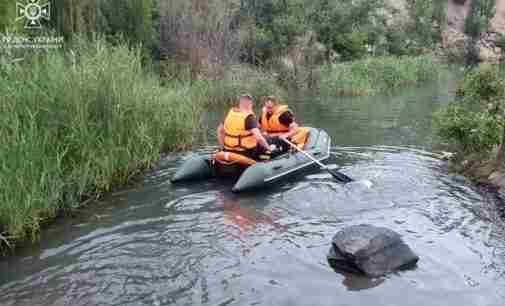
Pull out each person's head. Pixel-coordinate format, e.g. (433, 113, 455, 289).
(239, 94, 253, 111)
(264, 96, 277, 114)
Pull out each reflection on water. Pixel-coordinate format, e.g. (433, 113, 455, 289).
(1, 81, 505, 306)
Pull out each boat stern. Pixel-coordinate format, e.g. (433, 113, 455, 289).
(171, 155, 213, 183)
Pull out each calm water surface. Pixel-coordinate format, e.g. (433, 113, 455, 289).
(1, 81, 505, 306)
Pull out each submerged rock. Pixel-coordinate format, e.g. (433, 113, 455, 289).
(327, 224, 419, 277)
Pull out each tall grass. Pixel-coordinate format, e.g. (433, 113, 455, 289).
(0, 39, 202, 246)
(161, 63, 287, 105)
(319, 55, 443, 96)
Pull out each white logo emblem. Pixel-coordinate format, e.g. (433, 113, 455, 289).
(16, 0, 51, 29)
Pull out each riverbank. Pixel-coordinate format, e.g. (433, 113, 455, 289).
(434, 64, 505, 196)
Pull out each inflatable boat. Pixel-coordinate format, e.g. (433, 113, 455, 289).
(171, 127, 331, 192)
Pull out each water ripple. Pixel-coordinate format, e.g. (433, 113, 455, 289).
(1, 143, 505, 306)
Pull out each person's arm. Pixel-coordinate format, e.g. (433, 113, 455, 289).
(252, 128, 275, 151)
(217, 123, 225, 146)
(258, 113, 268, 135)
(246, 114, 276, 151)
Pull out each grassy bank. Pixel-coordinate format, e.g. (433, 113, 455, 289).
(0, 40, 205, 247)
(319, 55, 443, 96)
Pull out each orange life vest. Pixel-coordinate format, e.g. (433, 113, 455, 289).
(260, 104, 291, 134)
(223, 108, 258, 151)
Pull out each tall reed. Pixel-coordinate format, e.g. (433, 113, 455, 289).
(319, 55, 443, 96)
(0, 38, 202, 245)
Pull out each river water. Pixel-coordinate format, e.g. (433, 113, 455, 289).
(2, 81, 505, 306)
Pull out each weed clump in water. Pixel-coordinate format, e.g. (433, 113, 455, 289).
(319, 55, 443, 96)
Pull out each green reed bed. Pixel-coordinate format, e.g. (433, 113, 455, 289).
(319, 55, 443, 96)
(192, 65, 287, 106)
(0, 40, 203, 247)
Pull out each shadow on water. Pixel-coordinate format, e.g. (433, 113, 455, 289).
(338, 272, 386, 291)
(1, 79, 505, 306)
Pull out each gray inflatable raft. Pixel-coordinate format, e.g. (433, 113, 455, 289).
(171, 127, 331, 192)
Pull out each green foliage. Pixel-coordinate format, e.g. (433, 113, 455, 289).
(495, 33, 505, 52)
(240, 0, 439, 62)
(376, 0, 446, 57)
(240, 0, 308, 63)
(0, 1, 27, 32)
(0, 37, 202, 243)
(48, 0, 157, 54)
(237, 0, 446, 62)
(192, 65, 286, 105)
(405, 0, 446, 50)
(236, 0, 446, 63)
(309, 0, 387, 61)
(464, 0, 496, 38)
(319, 55, 442, 96)
(455, 65, 505, 102)
(97, 0, 155, 50)
(50, 0, 98, 37)
(332, 31, 369, 61)
(435, 65, 505, 154)
(0, 1, 15, 31)
(434, 105, 502, 154)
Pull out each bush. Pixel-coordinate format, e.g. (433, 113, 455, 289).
(332, 31, 369, 61)
(434, 105, 502, 154)
(455, 64, 505, 103)
(435, 65, 505, 154)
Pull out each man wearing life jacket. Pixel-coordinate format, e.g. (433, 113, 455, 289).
(217, 94, 276, 159)
(259, 96, 299, 151)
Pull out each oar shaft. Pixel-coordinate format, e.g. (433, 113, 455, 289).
(281, 138, 327, 168)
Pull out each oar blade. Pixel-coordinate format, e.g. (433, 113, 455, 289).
(280, 137, 354, 183)
(327, 168, 353, 183)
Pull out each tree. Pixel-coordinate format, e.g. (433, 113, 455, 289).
(309, 0, 387, 61)
(464, 0, 496, 65)
(405, 0, 446, 50)
(98, 0, 154, 48)
(50, 0, 98, 38)
(238, 0, 309, 64)
(159, 0, 241, 80)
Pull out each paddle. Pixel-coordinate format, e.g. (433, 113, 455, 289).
(280, 138, 353, 183)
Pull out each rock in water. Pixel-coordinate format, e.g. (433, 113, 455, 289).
(327, 224, 419, 277)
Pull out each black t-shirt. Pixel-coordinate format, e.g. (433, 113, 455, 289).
(245, 114, 258, 130)
(263, 111, 294, 127)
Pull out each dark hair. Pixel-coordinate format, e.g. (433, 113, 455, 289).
(265, 95, 277, 103)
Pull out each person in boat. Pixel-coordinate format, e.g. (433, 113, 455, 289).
(259, 96, 299, 152)
(217, 94, 277, 160)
